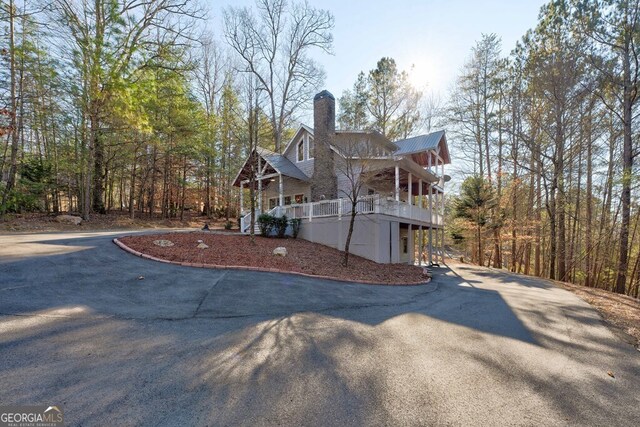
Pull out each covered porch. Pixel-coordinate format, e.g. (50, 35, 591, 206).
(233, 147, 310, 216)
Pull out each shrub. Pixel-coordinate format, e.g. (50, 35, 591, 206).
(290, 218, 302, 239)
(274, 215, 288, 238)
(224, 221, 233, 230)
(257, 213, 275, 236)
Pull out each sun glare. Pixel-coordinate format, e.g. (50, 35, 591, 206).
(406, 58, 440, 92)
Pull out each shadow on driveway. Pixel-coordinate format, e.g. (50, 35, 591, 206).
(1, 232, 639, 426)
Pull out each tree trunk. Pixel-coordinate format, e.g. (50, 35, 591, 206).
(180, 156, 187, 221)
(90, 0, 105, 214)
(615, 48, 633, 294)
(343, 203, 357, 267)
(534, 148, 542, 277)
(129, 152, 137, 219)
(1, 0, 19, 213)
(585, 105, 593, 287)
(556, 109, 567, 282)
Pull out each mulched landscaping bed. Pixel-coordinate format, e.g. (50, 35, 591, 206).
(118, 232, 429, 285)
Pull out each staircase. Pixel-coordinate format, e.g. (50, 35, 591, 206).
(240, 206, 280, 235)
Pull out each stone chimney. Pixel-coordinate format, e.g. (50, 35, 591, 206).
(311, 90, 338, 201)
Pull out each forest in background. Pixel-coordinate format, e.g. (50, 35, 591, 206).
(1, 0, 639, 296)
(447, 1, 640, 297)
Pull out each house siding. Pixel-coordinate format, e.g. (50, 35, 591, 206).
(284, 131, 314, 178)
(262, 177, 311, 207)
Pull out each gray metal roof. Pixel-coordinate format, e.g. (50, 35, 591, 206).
(257, 147, 310, 181)
(393, 130, 446, 156)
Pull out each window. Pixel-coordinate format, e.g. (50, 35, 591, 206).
(294, 194, 304, 204)
(269, 198, 278, 209)
(308, 136, 314, 159)
(367, 188, 375, 196)
(284, 196, 292, 205)
(297, 139, 304, 162)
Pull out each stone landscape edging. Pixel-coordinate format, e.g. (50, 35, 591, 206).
(113, 237, 432, 287)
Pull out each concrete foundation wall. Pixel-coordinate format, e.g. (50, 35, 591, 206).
(298, 214, 401, 264)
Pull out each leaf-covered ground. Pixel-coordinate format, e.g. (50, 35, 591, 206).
(119, 232, 429, 285)
(552, 281, 640, 349)
(0, 212, 233, 232)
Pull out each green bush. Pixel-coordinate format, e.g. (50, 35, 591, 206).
(274, 215, 288, 238)
(257, 213, 275, 236)
(257, 214, 292, 238)
(290, 218, 302, 239)
(0, 183, 43, 213)
(224, 220, 233, 230)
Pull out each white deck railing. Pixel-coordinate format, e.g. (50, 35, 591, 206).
(241, 196, 442, 234)
(273, 195, 443, 226)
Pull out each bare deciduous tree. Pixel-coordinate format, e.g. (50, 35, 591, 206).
(223, 0, 334, 152)
(334, 133, 394, 266)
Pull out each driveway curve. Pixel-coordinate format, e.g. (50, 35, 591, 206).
(0, 230, 639, 426)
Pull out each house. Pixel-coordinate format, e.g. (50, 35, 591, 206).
(233, 90, 450, 265)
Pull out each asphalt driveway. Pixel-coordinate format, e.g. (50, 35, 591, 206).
(0, 230, 639, 426)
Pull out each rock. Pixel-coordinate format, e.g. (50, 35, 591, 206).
(55, 215, 82, 226)
(197, 239, 203, 243)
(273, 247, 287, 257)
(153, 239, 174, 247)
(197, 242, 209, 249)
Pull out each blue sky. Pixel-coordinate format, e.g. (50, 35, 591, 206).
(209, 0, 547, 97)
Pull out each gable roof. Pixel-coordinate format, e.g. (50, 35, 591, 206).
(257, 147, 310, 181)
(282, 124, 314, 158)
(232, 146, 309, 187)
(393, 130, 450, 164)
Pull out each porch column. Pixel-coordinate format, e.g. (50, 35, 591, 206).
(418, 179, 423, 204)
(436, 224, 440, 264)
(428, 184, 433, 264)
(440, 227, 444, 265)
(257, 176, 263, 212)
(408, 224, 414, 265)
(418, 180, 423, 266)
(441, 191, 445, 264)
(395, 165, 400, 202)
(408, 173, 412, 205)
(278, 173, 284, 207)
(418, 225, 423, 266)
(240, 182, 244, 214)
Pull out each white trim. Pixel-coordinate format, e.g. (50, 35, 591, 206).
(282, 124, 314, 157)
(307, 135, 314, 160)
(296, 138, 305, 163)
